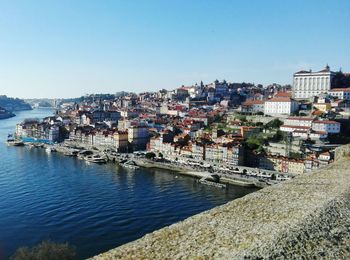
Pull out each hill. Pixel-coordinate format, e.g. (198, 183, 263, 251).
(0, 95, 32, 111)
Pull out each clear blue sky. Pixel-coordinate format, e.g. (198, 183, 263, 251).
(0, 0, 349, 98)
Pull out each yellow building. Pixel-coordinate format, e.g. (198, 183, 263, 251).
(113, 131, 128, 152)
(313, 102, 331, 112)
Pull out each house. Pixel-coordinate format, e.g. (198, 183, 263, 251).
(264, 97, 299, 116)
(128, 125, 149, 151)
(328, 88, 350, 100)
(283, 117, 314, 127)
(312, 120, 341, 134)
(259, 155, 305, 174)
(241, 100, 265, 114)
(113, 131, 128, 152)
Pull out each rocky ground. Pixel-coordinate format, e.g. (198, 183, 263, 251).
(92, 146, 350, 259)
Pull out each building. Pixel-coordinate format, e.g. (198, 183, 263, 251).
(280, 117, 336, 139)
(113, 131, 128, 152)
(312, 120, 341, 134)
(259, 155, 305, 174)
(204, 144, 243, 166)
(313, 102, 331, 112)
(293, 65, 336, 100)
(128, 126, 149, 151)
(328, 88, 350, 100)
(16, 121, 61, 143)
(283, 117, 314, 128)
(241, 100, 265, 114)
(264, 97, 299, 116)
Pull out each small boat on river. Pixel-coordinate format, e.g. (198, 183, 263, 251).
(46, 147, 57, 153)
(85, 155, 107, 164)
(6, 134, 24, 146)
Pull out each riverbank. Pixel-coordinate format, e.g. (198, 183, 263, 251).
(0, 112, 15, 120)
(9, 139, 280, 189)
(9, 139, 261, 188)
(0, 108, 15, 120)
(133, 158, 259, 188)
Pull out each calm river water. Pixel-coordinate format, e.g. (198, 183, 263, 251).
(0, 108, 256, 259)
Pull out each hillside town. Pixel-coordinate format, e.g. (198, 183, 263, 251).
(13, 66, 350, 176)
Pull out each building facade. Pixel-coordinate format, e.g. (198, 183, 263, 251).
(264, 97, 299, 116)
(293, 65, 336, 99)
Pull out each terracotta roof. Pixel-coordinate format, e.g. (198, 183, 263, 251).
(313, 120, 339, 124)
(287, 117, 314, 121)
(293, 130, 308, 133)
(275, 92, 292, 98)
(295, 70, 311, 74)
(313, 131, 327, 135)
(266, 97, 293, 102)
(281, 125, 311, 129)
(329, 88, 350, 92)
(312, 110, 324, 115)
(242, 100, 265, 106)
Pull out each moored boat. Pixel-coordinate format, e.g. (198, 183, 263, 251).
(6, 134, 24, 146)
(7, 140, 25, 146)
(45, 147, 57, 153)
(85, 155, 107, 164)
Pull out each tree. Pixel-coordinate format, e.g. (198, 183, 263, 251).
(332, 71, 350, 89)
(234, 114, 247, 122)
(265, 119, 283, 129)
(11, 240, 76, 260)
(158, 152, 163, 158)
(246, 134, 265, 151)
(145, 152, 156, 160)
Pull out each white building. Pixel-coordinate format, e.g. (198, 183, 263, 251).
(283, 117, 314, 128)
(328, 88, 350, 100)
(312, 120, 341, 134)
(280, 125, 311, 133)
(241, 100, 265, 114)
(264, 97, 299, 116)
(293, 65, 336, 100)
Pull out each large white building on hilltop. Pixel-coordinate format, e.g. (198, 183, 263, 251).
(293, 65, 336, 100)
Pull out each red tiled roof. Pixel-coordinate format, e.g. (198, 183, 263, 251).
(313, 131, 327, 135)
(242, 100, 265, 106)
(295, 70, 311, 74)
(293, 130, 308, 133)
(275, 92, 292, 98)
(266, 97, 293, 102)
(329, 88, 350, 92)
(287, 117, 314, 121)
(312, 110, 324, 115)
(313, 120, 339, 124)
(281, 125, 311, 129)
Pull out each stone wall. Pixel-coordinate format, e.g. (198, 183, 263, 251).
(335, 144, 350, 161)
(92, 145, 350, 259)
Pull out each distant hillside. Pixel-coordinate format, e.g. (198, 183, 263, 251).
(0, 106, 15, 120)
(0, 95, 32, 111)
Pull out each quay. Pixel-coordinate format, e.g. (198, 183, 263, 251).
(9, 140, 287, 188)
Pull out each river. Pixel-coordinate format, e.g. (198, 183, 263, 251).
(0, 108, 256, 259)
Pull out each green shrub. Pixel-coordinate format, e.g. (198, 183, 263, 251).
(11, 240, 76, 260)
